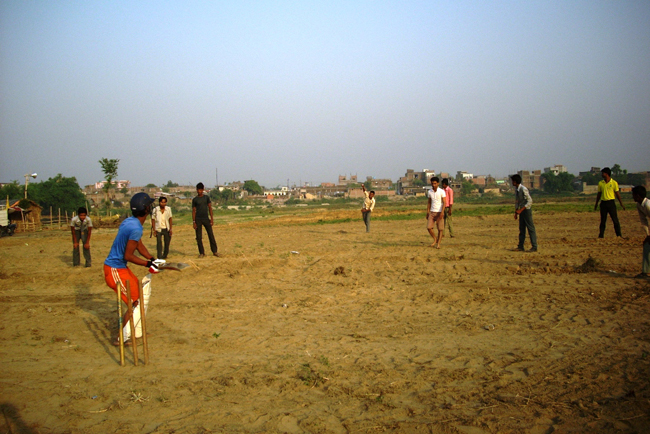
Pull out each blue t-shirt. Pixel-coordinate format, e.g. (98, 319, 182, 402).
(104, 217, 143, 269)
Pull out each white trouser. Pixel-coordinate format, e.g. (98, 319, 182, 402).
(123, 274, 151, 340)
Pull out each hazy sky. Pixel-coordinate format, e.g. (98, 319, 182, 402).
(1, 1, 649, 189)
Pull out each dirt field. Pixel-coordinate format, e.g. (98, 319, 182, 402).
(1, 208, 650, 433)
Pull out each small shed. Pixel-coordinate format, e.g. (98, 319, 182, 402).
(5, 199, 42, 232)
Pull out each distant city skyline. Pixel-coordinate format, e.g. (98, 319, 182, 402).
(2, 2, 649, 188)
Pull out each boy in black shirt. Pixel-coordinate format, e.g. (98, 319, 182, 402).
(192, 182, 220, 257)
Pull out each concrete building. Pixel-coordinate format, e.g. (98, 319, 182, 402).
(396, 169, 437, 194)
(456, 171, 473, 181)
(94, 180, 130, 190)
(365, 176, 393, 189)
(517, 170, 543, 190)
(337, 175, 358, 186)
(544, 164, 568, 175)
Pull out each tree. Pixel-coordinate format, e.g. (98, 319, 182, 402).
(412, 178, 425, 187)
(611, 164, 622, 177)
(0, 181, 22, 200)
(145, 183, 157, 188)
(541, 172, 575, 193)
(243, 180, 263, 195)
(29, 174, 86, 214)
(364, 179, 372, 190)
(165, 180, 179, 188)
(210, 188, 236, 204)
(98, 158, 119, 205)
(461, 181, 477, 195)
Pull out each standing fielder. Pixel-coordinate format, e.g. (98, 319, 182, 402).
(104, 193, 162, 345)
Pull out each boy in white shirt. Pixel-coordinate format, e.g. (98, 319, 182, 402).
(632, 185, 650, 279)
(361, 184, 375, 233)
(426, 177, 446, 249)
(152, 197, 173, 259)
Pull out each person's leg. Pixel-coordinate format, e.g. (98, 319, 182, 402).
(609, 205, 622, 237)
(156, 231, 163, 258)
(162, 229, 171, 258)
(523, 209, 537, 250)
(204, 223, 218, 254)
(363, 212, 370, 232)
(643, 242, 650, 275)
(446, 209, 454, 237)
(195, 221, 205, 255)
(72, 230, 81, 266)
(427, 214, 436, 246)
(435, 214, 444, 248)
(81, 231, 91, 267)
(518, 215, 526, 249)
(104, 265, 141, 341)
(599, 202, 608, 237)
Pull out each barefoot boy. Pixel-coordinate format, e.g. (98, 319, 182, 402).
(511, 174, 538, 252)
(426, 177, 446, 249)
(442, 178, 454, 238)
(70, 207, 92, 267)
(104, 192, 162, 345)
(361, 184, 375, 233)
(632, 185, 650, 279)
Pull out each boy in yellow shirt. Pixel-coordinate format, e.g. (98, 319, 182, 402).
(594, 167, 625, 238)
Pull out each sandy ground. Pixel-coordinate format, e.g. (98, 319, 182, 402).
(1, 208, 650, 434)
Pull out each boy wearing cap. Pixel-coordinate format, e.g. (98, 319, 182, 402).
(104, 192, 162, 345)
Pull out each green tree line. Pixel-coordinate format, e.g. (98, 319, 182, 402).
(0, 174, 86, 214)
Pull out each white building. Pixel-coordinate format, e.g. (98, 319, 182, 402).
(94, 180, 130, 190)
(264, 186, 290, 196)
(544, 165, 568, 175)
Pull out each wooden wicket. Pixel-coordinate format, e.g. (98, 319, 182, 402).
(116, 283, 125, 367)
(126, 281, 138, 366)
(139, 281, 149, 365)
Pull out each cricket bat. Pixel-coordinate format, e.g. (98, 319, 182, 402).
(159, 262, 190, 271)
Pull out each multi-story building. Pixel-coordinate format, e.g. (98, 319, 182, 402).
(544, 164, 568, 175)
(456, 171, 473, 181)
(517, 170, 543, 190)
(337, 175, 358, 186)
(365, 176, 393, 189)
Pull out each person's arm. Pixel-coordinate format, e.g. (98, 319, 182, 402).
(594, 191, 601, 211)
(209, 200, 214, 226)
(168, 217, 173, 236)
(70, 226, 79, 248)
(84, 227, 92, 249)
(615, 190, 625, 210)
(192, 205, 197, 230)
(151, 215, 157, 237)
(124, 239, 153, 266)
(448, 189, 453, 215)
(427, 196, 431, 218)
(638, 204, 650, 244)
